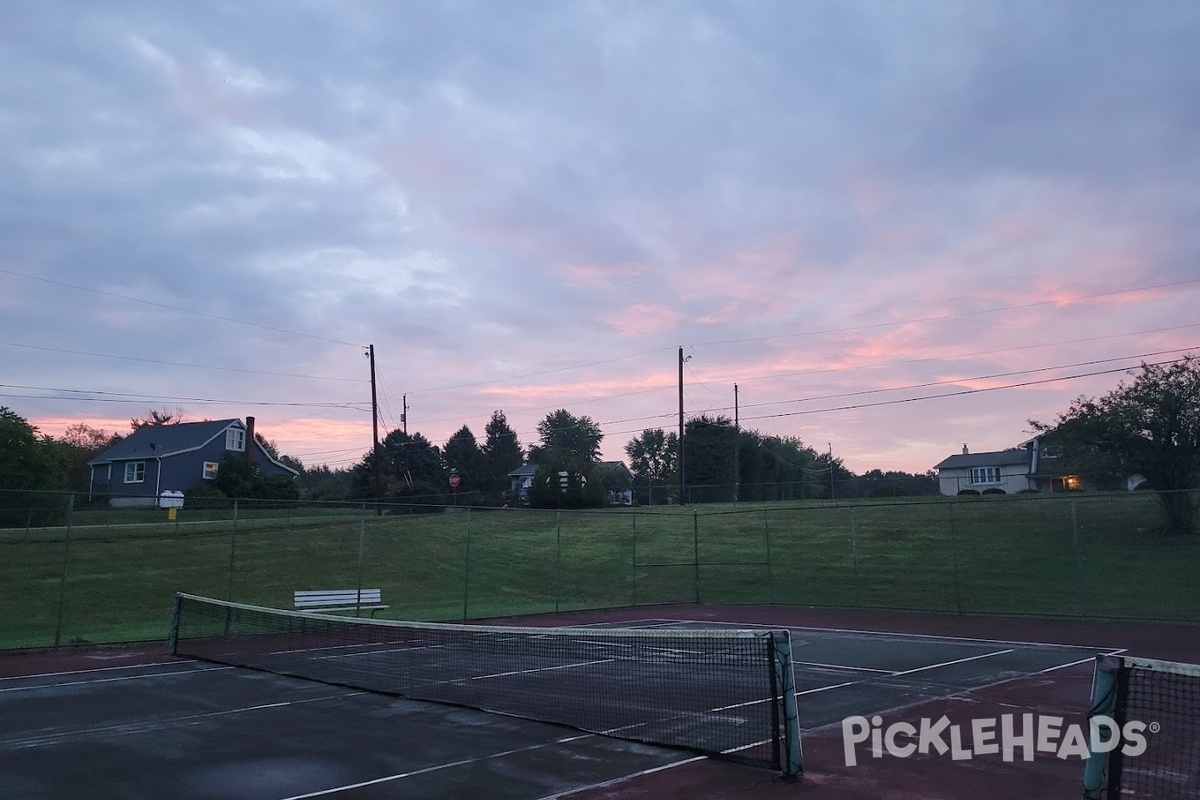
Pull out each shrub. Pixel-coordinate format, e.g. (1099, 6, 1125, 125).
(982, 488, 1007, 496)
(957, 489, 980, 496)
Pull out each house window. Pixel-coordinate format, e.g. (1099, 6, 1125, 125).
(203, 462, 219, 480)
(226, 429, 245, 452)
(124, 461, 146, 483)
(970, 467, 1001, 485)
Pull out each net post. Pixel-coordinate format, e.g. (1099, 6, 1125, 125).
(168, 593, 182, 655)
(1081, 654, 1121, 799)
(771, 629, 803, 778)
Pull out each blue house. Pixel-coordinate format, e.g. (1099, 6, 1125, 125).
(88, 417, 298, 507)
(507, 460, 633, 506)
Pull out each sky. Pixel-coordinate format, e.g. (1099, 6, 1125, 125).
(2, 1, 1198, 476)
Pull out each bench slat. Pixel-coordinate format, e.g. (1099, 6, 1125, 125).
(295, 589, 382, 606)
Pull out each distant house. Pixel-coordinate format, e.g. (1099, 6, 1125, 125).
(934, 438, 1143, 496)
(507, 460, 634, 506)
(88, 417, 298, 507)
(507, 462, 539, 504)
(597, 461, 633, 506)
(934, 444, 1042, 495)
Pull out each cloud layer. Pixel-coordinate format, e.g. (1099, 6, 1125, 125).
(3, 1, 1198, 473)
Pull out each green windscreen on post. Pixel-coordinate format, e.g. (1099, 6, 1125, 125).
(170, 592, 803, 776)
(1083, 654, 1200, 799)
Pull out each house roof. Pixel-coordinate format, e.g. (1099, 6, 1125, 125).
(88, 419, 299, 476)
(508, 460, 629, 477)
(89, 419, 241, 464)
(934, 449, 1031, 470)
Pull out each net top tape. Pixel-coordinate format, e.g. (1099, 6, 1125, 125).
(1121, 655, 1200, 679)
(175, 592, 785, 641)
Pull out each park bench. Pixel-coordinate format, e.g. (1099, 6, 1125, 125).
(293, 588, 388, 617)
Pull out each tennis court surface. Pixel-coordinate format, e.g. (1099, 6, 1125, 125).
(1, 602, 1196, 799)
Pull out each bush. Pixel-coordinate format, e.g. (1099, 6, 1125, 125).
(185, 484, 227, 501)
(957, 489, 980, 496)
(982, 488, 1007, 496)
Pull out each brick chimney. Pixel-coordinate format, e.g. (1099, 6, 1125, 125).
(245, 416, 256, 462)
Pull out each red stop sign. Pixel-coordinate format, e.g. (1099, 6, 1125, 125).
(448, 473, 461, 488)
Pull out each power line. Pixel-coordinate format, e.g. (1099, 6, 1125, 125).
(694, 322, 1200, 386)
(0, 268, 365, 348)
(0, 341, 364, 382)
(401, 346, 673, 395)
(732, 346, 1199, 414)
(739, 358, 1187, 423)
(685, 278, 1200, 349)
(0, 383, 370, 411)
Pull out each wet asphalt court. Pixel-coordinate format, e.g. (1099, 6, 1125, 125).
(0, 620, 1109, 799)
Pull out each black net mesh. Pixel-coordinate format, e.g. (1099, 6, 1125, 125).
(1108, 658, 1200, 799)
(171, 593, 795, 771)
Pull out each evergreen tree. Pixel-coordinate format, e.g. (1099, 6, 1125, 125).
(481, 410, 524, 492)
(443, 425, 486, 491)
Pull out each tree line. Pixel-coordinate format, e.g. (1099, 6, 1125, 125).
(3, 356, 1197, 530)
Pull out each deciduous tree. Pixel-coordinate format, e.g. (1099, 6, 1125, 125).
(1032, 356, 1200, 535)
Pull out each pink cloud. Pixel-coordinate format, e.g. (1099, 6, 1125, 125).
(373, 137, 481, 195)
(601, 303, 681, 337)
(557, 262, 647, 291)
(843, 163, 896, 218)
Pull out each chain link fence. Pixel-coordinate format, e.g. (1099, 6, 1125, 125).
(2, 488, 1197, 650)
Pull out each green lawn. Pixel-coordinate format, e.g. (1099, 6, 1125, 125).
(2, 493, 1197, 650)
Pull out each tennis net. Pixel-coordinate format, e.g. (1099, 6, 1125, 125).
(170, 593, 802, 775)
(1083, 654, 1200, 799)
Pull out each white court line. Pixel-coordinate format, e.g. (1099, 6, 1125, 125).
(471, 659, 615, 681)
(0, 665, 234, 694)
(797, 649, 1124, 736)
(1038, 649, 1126, 673)
(640, 617, 1125, 653)
(273, 732, 601, 800)
(0, 659, 197, 682)
(274, 640, 432, 657)
(533, 756, 707, 800)
(714, 647, 1023, 710)
(891, 647, 1016, 676)
(792, 659, 893, 674)
(317, 644, 445, 661)
(796, 680, 859, 698)
(4, 690, 368, 749)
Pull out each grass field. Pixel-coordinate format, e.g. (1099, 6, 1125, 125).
(2, 491, 1198, 650)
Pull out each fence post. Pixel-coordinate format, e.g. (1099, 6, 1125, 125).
(849, 507, 861, 607)
(948, 503, 963, 614)
(551, 510, 560, 613)
(1071, 498, 1086, 617)
(630, 515, 638, 606)
(764, 508, 775, 606)
(355, 504, 367, 617)
(52, 493, 75, 648)
(225, 499, 239, 602)
(462, 517, 472, 621)
(693, 509, 701, 605)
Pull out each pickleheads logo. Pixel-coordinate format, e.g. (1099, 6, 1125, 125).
(841, 714, 1155, 767)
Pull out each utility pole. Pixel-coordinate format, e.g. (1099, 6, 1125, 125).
(368, 345, 382, 506)
(733, 383, 739, 503)
(828, 441, 835, 502)
(678, 346, 686, 506)
(402, 393, 408, 435)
